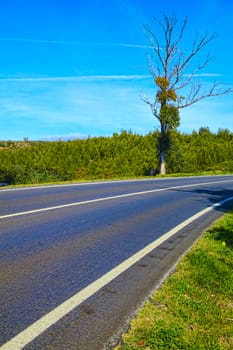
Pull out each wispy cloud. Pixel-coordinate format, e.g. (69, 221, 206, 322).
(0, 74, 151, 82)
(113, 43, 152, 49)
(0, 37, 152, 49)
(0, 75, 154, 140)
(0, 69, 232, 140)
(0, 37, 82, 45)
(0, 73, 224, 84)
(184, 73, 223, 77)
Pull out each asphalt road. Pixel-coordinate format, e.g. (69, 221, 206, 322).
(1, 175, 233, 350)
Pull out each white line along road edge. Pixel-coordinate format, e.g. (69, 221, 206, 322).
(1, 196, 233, 350)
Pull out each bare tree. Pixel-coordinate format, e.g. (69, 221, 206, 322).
(142, 14, 232, 175)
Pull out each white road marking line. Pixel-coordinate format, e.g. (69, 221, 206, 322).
(0, 179, 146, 192)
(1, 179, 233, 220)
(1, 195, 233, 350)
(1, 176, 229, 192)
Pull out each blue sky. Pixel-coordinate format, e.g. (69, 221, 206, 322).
(0, 0, 232, 140)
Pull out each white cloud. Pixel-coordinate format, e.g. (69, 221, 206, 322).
(184, 73, 223, 77)
(0, 76, 155, 139)
(0, 37, 152, 48)
(0, 75, 151, 82)
(112, 43, 152, 49)
(0, 72, 225, 83)
(0, 99, 32, 113)
(0, 37, 83, 45)
(0, 71, 232, 140)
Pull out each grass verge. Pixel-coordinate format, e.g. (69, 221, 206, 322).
(115, 211, 233, 350)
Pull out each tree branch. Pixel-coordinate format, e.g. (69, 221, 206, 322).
(140, 94, 160, 121)
(178, 83, 233, 109)
(144, 24, 165, 72)
(170, 52, 212, 90)
(177, 32, 215, 75)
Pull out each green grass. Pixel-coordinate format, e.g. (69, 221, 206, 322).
(115, 211, 233, 350)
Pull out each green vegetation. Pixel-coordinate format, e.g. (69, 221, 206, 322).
(0, 128, 233, 185)
(115, 211, 233, 350)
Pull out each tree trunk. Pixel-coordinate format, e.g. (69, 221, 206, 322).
(160, 151, 166, 175)
(159, 123, 167, 175)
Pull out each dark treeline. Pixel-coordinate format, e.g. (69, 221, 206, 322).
(0, 128, 233, 185)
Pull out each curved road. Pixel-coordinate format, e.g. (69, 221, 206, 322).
(1, 175, 233, 349)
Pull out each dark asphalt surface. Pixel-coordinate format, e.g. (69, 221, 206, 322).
(1, 176, 233, 349)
